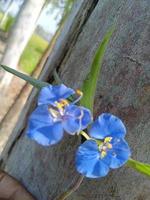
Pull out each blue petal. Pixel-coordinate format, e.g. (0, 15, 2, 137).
(80, 107, 92, 129)
(89, 113, 126, 139)
(63, 105, 81, 134)
(65, 104, 82, 117)
(63, 118, 80, 135)
(38, 84, 75, 106)
(27, 105, 63, 146)
(108, 138, 131, 169)
(38, 85, 53, 105)
(27, 105, 53, 126)
(76, 140, 109, 178)
(27, 122, 64, 146)
(63, 105, 92, 134)
(53, 84, 75, 99)
(92, 159, 110, 178)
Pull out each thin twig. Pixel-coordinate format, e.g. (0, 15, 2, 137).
(53, 175, 84, 200)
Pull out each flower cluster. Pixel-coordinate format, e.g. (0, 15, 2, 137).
(27, 84, 131, 178)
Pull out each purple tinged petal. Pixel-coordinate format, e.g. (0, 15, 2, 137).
(89, 113, 126, 139)
(65, 104, 82, 117)
(38, 84, 75, 106)
(63, 105, 81, 134)
(63, 105, 92, 134)
(63, 118, 80, 135)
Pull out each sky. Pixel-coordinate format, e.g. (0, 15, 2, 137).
(0, 0, 62, 34)
(38, 5, 62, 34)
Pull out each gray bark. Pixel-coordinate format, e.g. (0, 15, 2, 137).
(0, 0, 150, 200)
(0, 0, 45, 86)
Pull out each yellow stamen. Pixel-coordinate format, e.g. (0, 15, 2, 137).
(104, 137, 112, 143)
(60, 99, 69, 106)
(76, 89, 83, 96)
(107, 143, 112, 149)
(55, 102, 63, 110)
(55, 99, 69, 110)
(101, 150, 107, 158)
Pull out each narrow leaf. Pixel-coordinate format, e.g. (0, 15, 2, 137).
(1, 64, 49, 89)
(127, 158, 150, 177)
(80, 26, 115, 112)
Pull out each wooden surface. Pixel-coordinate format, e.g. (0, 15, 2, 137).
(1, 0, 150, 199)
(0, 170, 35, 200)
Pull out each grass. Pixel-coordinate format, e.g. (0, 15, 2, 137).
(19, 34, 48, 74)
(0, 11, 14, 32)
(0, 11, 49, 74)
(0, 12, 3, 20)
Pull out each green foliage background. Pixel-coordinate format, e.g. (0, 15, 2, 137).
(0, 11, 48, 74)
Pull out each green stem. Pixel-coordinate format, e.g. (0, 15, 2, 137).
(80, 131, 91, 140)
(0, 64, 49, 89)
(79, 131, 103, 147)
(127, 158, 150, 177)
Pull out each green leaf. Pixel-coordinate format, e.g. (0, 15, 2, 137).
(80, 26, 115, 112)
(0, 64, 49, 89)
(127, 158, 150, 177)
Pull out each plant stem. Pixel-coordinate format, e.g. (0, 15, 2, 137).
(54, 175, 84, 200)
(80, 131, 91, 140)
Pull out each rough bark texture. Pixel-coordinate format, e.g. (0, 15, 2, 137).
(1, 0, 150, 200)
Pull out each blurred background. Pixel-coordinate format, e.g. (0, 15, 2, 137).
(0, 0, 74, 153)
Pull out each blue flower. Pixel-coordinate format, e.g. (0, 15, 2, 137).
(76, 113, 131, 178)
(27, 84, 92, 146)
(89, 113, 126, 139)
(38, 84, 75, 106)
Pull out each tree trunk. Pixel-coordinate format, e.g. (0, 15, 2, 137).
(0, 27, 61, 153)
(0, 0, 45, 87)
(0, 0, 14, 29)
(1, 0, 150, 200)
